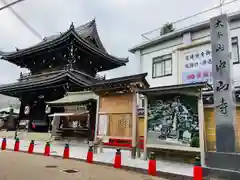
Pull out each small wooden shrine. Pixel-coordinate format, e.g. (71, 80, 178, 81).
(91, 73, 149, 158)
(46, 91, 98, 141)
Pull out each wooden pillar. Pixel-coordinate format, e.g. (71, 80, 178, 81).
(88, 101, 97, 141)
(131, 92, 137, 159)
(143, 95, 148, 160)
(198, 91, 205, 166)
(18, 97, 25, 121)
(136, 93, 141, 158)
(51, 115, 60, 137)
(94, 96, 100, 142)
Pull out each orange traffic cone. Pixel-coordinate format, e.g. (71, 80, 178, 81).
(86, 146, 93, 163)
(148, 152, 156, 176)
(63, 143, 69, 159)
(28, 140, 34, 154)
(14, 138, 20, 152)
(44, 142, 50, 156)
(1, 137, 6, 150)
(114, 148, 121, 168)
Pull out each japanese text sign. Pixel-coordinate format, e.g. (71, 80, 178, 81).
(182, 48, 213, 84)
(210, 14, 236, 152)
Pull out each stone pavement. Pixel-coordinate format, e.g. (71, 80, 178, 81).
(0, 131, 50, 141)
(3, 138, 194, 179)
(0, 151, 166, 180)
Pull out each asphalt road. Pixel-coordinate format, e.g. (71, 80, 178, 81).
(0, 151, 165, 180)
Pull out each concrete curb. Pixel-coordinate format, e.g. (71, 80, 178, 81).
(4, 149, 192, 180)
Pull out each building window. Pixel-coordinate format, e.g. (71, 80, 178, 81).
(232, 37, 239, 64)
(152, 54, 172, 78)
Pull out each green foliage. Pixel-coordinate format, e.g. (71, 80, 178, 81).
(190, 136, 200, 148)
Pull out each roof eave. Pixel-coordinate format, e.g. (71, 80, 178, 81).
(71, 30, 128, 65)
(91, 72, 148, 88)
(138, 82, 206, 96)
(0, 70, 92, 94)
(1, 28, 74, 60)
(91, 20, 107, 52)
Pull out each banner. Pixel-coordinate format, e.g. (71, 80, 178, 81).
(182, 48, 213, 84)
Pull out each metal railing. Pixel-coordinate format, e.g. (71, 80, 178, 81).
(18, 68, 106, 81)
(141, 0, 240, 42)
(18, 70, 62, 81)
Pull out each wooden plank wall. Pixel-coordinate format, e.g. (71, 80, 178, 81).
(204, 107, 240, 152)
(99, 93, 133, 138)
(108, 113, 132, 137)
(138, 117, 144, 137)
(99, 93, 133, 113)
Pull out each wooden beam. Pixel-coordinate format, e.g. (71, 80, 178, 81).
(94, 96, 100, 143)
(131, 92, 137, 159)
(143, 95, 148, 160)
(198, 91, 205, 166)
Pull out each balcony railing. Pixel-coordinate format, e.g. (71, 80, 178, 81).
(18, 71, 61, 81)
(141, 2, 240, 42)
(18, 70, 106, 82)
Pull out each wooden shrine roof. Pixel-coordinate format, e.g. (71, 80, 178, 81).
(0, 69, 94, 97)
(138, 82, 206, 96)
(46, 91, 98, 106)
(91, 73, 149, 93)
(0, 20, 128, 68)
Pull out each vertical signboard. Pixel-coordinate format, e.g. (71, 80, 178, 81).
(210, 14, 236, 152)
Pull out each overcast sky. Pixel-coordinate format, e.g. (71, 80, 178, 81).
(0, 0, 240, 83)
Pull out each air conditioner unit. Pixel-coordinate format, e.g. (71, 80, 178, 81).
(160, 23, 174, 35)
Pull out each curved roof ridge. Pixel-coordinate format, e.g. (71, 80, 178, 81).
(0, 19, 101, 56)
(90, 18, 106, 52)
(66, 70, 93, 86)
(71, 30, 128, 64)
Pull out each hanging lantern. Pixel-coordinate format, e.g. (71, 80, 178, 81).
(24, 106, 30, 115)
(45, 105, 51, 114)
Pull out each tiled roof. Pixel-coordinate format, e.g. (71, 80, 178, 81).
(0, 20, 128, 69)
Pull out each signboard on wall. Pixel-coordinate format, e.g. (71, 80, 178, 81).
(64, 105, 87, 113)
(182, 48, 213, 84)
(147, 94, 199, 147)
(98, 114, 109, 136)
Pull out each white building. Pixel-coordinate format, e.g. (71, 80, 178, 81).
(130, 11, 240, 108)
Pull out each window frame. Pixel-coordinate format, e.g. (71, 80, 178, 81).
(152, 54, 172, 78)
(140, 97, 145, 108)
(232, 36, 239, 65)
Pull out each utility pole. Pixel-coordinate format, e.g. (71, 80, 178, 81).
(0, 0, 25, 12)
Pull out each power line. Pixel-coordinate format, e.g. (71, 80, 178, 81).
(0, 0, 24, 11)
(1, 0, 42, 40)
(1, 0, 70, 64)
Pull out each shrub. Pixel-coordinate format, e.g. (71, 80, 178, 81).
(190, 136, 200, 148)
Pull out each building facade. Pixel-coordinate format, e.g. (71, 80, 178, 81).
(131, 11, 240, 153)
(130, 11, 240, 90)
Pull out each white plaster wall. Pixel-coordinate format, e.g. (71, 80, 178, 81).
(136, 19, 240, 88)
(141, 47, 180, 87)
(137, 37, 183, 87)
